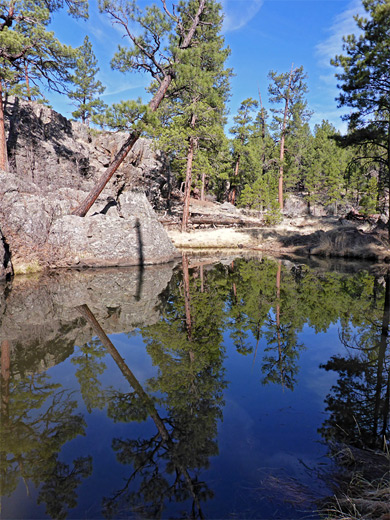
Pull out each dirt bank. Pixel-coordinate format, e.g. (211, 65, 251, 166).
(166, 215, 390, 262)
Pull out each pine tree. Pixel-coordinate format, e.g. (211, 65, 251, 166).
(154, 0, 232, 230)
(68, 35, 106, 126)
(304, 120, 349, 214)
(0, 0, 88, 171)
(332, 0, 390, 233)
(228, 97, 258, 205)
(268, 65, 310, 210)
(71, 0, 208, 217)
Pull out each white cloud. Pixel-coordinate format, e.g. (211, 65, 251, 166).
(316, 0, 365, 69)
(222, 0, 264, 32)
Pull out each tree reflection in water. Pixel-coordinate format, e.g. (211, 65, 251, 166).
(1, 258, 389, 519)
(78, 253, 228, 518)
(0, 337, 91, 518)
(319, 271, 390, 449)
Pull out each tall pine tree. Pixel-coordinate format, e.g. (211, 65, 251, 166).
(68, 35, 106, 126)
(154, 0, 232, 230)
(72, 0, 208, 217)
(332, 0, 390, 233)
(268, 65, 310, 210)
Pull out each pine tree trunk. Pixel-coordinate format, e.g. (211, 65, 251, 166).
(24, 62, 31, 101)
(200, 170, 205, 201)
(0, 82, 9, 172)
(181, 135, 197, 232)
(229, 154, 240, 205)
(71, 0, 206, 217)
(71, 75, 171, 217)
(278, 132, 286, 210)
(278, 65, 294, 211)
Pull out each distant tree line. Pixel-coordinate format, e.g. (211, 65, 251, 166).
(0, 0, 389, 231)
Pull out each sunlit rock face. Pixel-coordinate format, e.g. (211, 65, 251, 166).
(0, 264, 175, 375)
(0, 98, 178, 275)
(3, 96, 173, 208)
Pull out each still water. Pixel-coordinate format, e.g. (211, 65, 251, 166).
(1, 255, 389, 519)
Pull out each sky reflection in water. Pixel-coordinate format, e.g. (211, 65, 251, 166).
(1, 256, 389, 519)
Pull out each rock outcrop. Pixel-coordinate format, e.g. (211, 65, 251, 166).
(4, 96, 174, 208)
(0, 97, 179, 277)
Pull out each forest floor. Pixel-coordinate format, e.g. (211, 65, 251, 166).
(163, 198, 386, 259)
(167, 215, 347, 252)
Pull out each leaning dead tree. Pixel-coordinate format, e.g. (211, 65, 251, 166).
(71, 0, 207, 217)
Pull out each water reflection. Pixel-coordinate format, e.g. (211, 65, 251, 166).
(319, 271, 390, 450)
(0, 257, 389, 519)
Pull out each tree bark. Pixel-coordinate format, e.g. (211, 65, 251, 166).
(278, 65, 294, 211)
(229, 154, 240, 205)
(71, 0, 206, 218)
(181, 134, 197, 232)
(200, 170, 206, 201)
(24, 61, 31, 101)
(0, 81, 9, 172)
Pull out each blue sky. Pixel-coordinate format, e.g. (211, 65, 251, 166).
(48, 0, 365, 133)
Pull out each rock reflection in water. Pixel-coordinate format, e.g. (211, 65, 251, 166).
(0, 258, 389, 519)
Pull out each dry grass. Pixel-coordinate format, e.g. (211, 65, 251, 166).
(320, 444, 390, 520)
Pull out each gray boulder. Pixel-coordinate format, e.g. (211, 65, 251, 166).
(47, 193, 178, 268)
(0, 169, 178, 273)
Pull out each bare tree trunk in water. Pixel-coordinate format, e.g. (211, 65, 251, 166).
(71, 0, 206, 218)
(276, 260, 285, 388)
(0, 82, 9, 172)
(77, 304, 170, 440)
(182, 254, 195, 364)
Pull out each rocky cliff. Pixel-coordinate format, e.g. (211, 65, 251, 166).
(0, 97, 179, 278)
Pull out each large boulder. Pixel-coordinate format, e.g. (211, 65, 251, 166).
(0, 170, 178, 273)
(47, 193, 178, 268)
